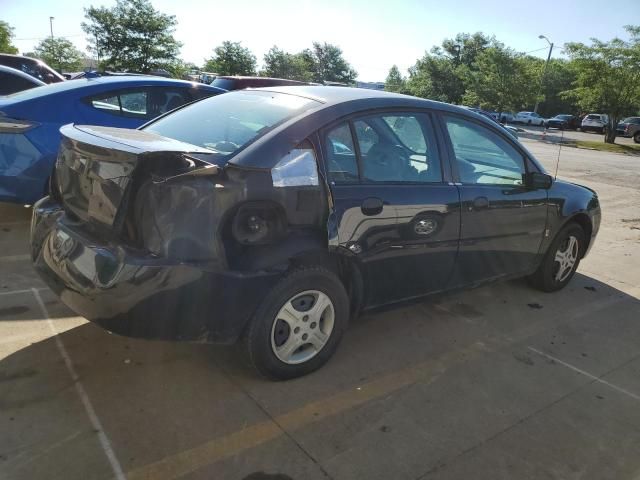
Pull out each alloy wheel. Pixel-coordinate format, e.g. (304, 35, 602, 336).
(553, 235, 579, 282)
(270, 290, 335, 364)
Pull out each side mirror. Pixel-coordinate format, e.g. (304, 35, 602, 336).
(524, 172, 553, 190)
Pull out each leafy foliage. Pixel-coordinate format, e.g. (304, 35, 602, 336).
(564, 25, 640, 143)
(463, 46, 537, 113)
(204, 41, 257, 76)
(260, 46, 313, 81)
(305, 42, 357, 84)
(82, 0, 182, 72)
(0, 20, 18, 54)
(33, 37, 84, 72)
(384, 65, 407, 93)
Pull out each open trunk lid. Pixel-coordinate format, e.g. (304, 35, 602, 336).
(55, 124, 218, 233)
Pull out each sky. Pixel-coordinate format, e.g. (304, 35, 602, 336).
(2, 0, 636, 80)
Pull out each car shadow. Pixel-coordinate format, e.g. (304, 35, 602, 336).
(1, 272, 639, 479)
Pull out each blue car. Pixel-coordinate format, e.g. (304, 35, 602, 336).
(0, 76, 224, 204)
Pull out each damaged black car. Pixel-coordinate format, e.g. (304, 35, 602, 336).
(30, 86, 601, 379)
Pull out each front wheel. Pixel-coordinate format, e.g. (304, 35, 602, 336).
(245, 266, 349, 380)
(528, 223, 586, 292)
(634, 132, 640, 144)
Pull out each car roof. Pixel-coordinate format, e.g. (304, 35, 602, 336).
(249, 85, 450, 108)
(0, 64, 46, 84)
(0, 75, 223, 105)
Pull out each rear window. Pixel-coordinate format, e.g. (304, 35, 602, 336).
(144, 90, 320, 159)
(210, 78, 236, 90)
(623, 117, 640, 124)
(586, 114, 601, 120)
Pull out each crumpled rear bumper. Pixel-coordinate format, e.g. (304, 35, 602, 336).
(31, 197, 282, 344)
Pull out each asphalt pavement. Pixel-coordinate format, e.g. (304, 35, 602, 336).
(1, 140, 640, 480)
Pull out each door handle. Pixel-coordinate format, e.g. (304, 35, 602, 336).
(471, 196, 489, 210)
(361, 197, 384, 216)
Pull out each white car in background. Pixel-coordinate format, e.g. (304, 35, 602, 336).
(581, 113, 609, 133)
(515, 111, 545, 126)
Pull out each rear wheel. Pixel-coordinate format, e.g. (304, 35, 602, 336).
(528, 223, 585, 292)
(245, 266, 349, 380)
(634, 132, 640, 144)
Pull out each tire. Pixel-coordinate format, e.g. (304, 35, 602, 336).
(528, 223, 586, 292)
(634, 132, 640, 144)
(245, 265, 349, 380)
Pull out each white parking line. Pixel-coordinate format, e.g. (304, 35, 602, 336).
(31, 288, 126, 480)
(527, 346, 640, 402)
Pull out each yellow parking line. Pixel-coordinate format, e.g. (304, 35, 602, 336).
(125, 343, 485, 480)
(125, 294, 628, 480)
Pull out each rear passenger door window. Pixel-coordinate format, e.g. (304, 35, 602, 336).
(88, 88, 192, 120)
(355, 113, 441, 183)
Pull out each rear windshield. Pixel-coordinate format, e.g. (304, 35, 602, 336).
(586, 114, 601, 119)
(210, 78, 236, 90)
(622, 117, 640, 124)
(144, 90, 321, 159)
(556, 115, 572, 119)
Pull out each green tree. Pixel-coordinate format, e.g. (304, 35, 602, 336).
(384, 65, 406, 93)
(306, 42, 357, 84)
(33, 37, 83, 72)
(519, 57, 577, 117)
(406, 32, 493, 104)
(564, 25, 640, 143)
(82, 0, 182, 72)
(204, 41, 256, 76)
(260, 46, 313, 81)
(0, 21, 18, 54)
(463, 46, 536, 113)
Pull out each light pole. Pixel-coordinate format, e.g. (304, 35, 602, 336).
(49, 17, 54, 39)
(533, 34, 554, 114)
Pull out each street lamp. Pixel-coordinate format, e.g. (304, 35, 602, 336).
(49, 17, 54, 39)
(533, 34, 554, 114)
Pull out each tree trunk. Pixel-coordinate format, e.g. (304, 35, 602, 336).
(604, 117, 618, 144)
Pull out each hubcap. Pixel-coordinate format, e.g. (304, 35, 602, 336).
(553, 235, 579, 282)
(270, 290, 335, 365)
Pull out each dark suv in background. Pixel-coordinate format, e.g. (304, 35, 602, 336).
(616, 117, 640, 143)
(0, 53, 65, 84)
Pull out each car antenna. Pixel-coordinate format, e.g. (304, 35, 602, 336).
(553, 128, 564, 180)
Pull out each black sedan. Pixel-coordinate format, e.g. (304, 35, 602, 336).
(31, 87, 601, 379)
(0, 64, 45, 95)
(545, 114, 580, 130)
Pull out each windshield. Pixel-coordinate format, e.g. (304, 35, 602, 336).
(556, 115, 572, 119)
(144, 90, 320, 158)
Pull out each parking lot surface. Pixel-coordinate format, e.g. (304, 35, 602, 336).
(1, 138, 640, 480)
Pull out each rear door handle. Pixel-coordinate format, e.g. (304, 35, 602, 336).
(361, 197, 384, 216)
(471, 196, 489, 210)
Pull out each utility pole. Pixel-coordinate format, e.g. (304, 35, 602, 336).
(534, 35, 554, 114)
(49, 17, 54, 39)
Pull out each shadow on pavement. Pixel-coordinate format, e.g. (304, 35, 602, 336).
(1, 272, 640, 480)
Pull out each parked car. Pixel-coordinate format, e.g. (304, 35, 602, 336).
(545, 114, 580, 130)
(514, 111, 545, 126)
(581, 113, 609, 133)
(211, 75, 313, 90)
(492, 111, 515, 123)
(0, 64, 45, 95)
(616, 117, 640, 143)
(0, 76, 224, 204)
(31, 86, 600, 380)
(463, 107, 519, 138)
(0, 53, 65, 84)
